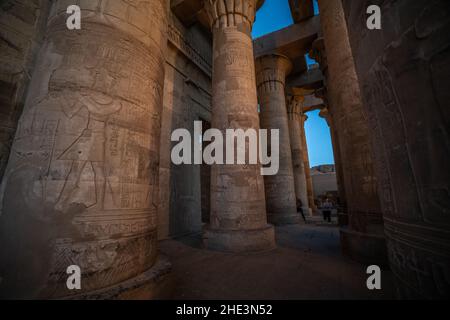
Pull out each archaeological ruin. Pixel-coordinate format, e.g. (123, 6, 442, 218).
(0, 0, 448, 300)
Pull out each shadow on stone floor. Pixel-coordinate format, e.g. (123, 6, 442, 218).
(159, 224, 396, 300)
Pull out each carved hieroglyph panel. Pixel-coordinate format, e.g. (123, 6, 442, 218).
(0, 0, 168, 298)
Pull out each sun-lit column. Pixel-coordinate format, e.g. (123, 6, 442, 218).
(202, 0, 275, 252)
(0, 0, 171, 299)
(287, 95, 311, 216)
(255, 54, 299, 225)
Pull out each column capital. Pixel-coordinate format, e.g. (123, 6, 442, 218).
(204, 0, 264, 31)
(319, 107, 332, 127)
(286, 95, 304, 117)
(310, 37, 327, 72)
(301, 113, 308, 123)
(255, 54, 293, 89)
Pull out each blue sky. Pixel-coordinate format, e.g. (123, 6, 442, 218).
(252, 0, 334, 167)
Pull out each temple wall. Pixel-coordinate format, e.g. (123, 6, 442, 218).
(342, 0, 450, 298)
(312, 173, 338, 198)
(158, 14, 212, 240)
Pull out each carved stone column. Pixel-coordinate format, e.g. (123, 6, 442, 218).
(342, 0, 450, 298)
(255, 54, 299, 225)
(287, 96, 311, 216)
(203, 0, 275, 252)
(0, 0, 171, 299)
(312, 41, 348, 225)
(299, 113, 316, 215)
(0, 1, 51, 182)
(317, 0, 387, 266)
(318, 104, 347, 226)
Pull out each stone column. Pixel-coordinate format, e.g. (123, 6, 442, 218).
(299, 113, 316, 215)
(319, 105, 348, 226)
(287, 96, 311, 216)
(0, 1, 51, 182)
(317, 0, 387, 266)
(203, 0, 275, 252)
(255, 54, 299, 225)
(310, 45, 348, 221)
(0, 0, 171, 299)
(342, 0, 450, 298)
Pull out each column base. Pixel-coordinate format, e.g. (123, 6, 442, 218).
(337, 212, 349, 227)
(340, 227, 389, 268)
(203, 224, 276, 253)
(268, 213, 300, 225)
(65, 255, 174, 300)
(300, 206, 312, 218)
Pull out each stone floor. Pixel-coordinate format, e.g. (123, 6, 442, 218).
(159, 221, 396, 300)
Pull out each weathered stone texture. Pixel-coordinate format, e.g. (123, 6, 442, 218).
(0, 0, 50, 182)
(158, 13, 212, 240)
(256, 54, 299, 225)
(319, 106, 348, 225)
(0, 0, 169, 299)
(203, 0, 275, 252)
(299, 113, 316, 214)
(287, 96, 310, 215)
(317, 0, 386, 265)
(342, 0, 450, 298)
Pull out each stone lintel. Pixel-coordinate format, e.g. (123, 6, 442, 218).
(288, 0, 315, 23)
(287, 67, 324, 90)
(253, 15, 320, 63)
(171, 0, 205, 27)
(172, 0, 265, 29)
(288, 87, 324, 113)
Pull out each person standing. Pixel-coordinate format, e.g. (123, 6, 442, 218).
(322, 198, 333, 223)
(297, 198, 307, 223)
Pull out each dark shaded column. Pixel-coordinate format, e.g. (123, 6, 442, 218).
(256, 54, 299, 225)
(342, 0, 450, 298)
(299, 112, 316, 215)
(317, 0, 387, 266)
(287, 96, 311, 216)
(318, 100, 348, 226)
(0, 1, 51, 182)
(0, 0, 171, 299)
(203, 0, 275, 252)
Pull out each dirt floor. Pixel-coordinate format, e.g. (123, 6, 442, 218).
(159, 221, 396, 300)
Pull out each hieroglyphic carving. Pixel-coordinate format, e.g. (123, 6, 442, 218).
(342, 0, 450, 297)
(203, 0, 275, 252)
(0, 0, 51, 182)
(0, 0, 168, 299)
(167, 22, 212, 77)
(256, 54, 298, 225)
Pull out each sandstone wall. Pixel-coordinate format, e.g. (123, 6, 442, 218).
(312, 172, 338, 198)
(158, 14, 212, 239)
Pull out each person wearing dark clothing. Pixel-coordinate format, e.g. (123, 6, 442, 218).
(297, 198, 307, 223)
(322, 199, 332, 223)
